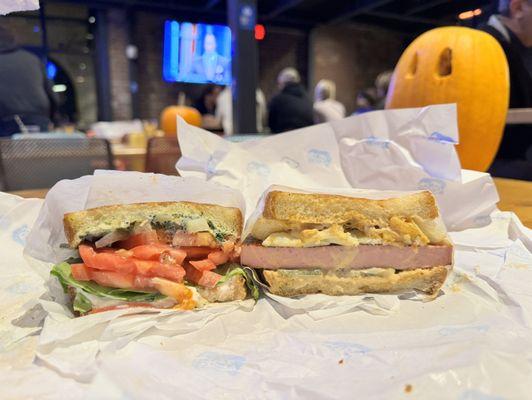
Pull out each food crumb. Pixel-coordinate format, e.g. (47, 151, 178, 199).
(338, 359, 344, 365)
(404, 384, 413, 393)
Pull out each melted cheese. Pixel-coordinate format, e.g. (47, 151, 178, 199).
(263, 224, 359, 248)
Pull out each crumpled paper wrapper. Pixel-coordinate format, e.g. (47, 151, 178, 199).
(1, 104, 531, 398)
(177, 104, 499, 231)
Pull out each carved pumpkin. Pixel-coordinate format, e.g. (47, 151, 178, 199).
(160, 105, 202, 136)
(386, 27, 509, 171)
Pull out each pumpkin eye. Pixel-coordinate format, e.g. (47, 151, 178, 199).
(407, 52, 418, 78)
(437, 47, 452, 77)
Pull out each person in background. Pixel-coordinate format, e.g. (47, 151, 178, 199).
(268, 68, 314, 133)
(480, 0, 532, 180)
(0, 25, 57, 136)
(353, 89, 376, 115)
(216, 86, 267, 135)
(194, 84, 222, 116)
(313, 79, 346, 123)
(374, 70, 393, 109)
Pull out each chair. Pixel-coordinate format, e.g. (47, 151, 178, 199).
(0, 137, 113, 191)
(144, 136, 181, 175)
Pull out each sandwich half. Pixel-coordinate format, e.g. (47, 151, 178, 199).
(51, 201, 257, 315)
(241, 190, 453, 297)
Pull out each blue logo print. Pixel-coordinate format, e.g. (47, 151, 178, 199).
(459, 389, 505, 400)
(12, 224, 30, 246)
(307, 149, 331, 166)
(417, 178, 446, 194)
(281, 157, 299, 169)
(324, 341, 371, 359)
(428, 131, 457, 144)
(246, 161, 270, 177)
(363, 136, 390, 149)
(192, 351, 246, 376)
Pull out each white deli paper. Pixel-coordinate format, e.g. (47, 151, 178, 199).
(177, 104, 499, 231)
(1, 104, 532, 399)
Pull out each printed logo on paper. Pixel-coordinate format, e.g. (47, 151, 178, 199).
(363, 135, 390, 149)
(438, 324, 489, 336)
(417, 177, 446, 194)
(307, 149, 331, 166)
(206, 155, 217, 175)
(12, 224, 29, 246)
(192, 351, 246, 376)
(246, 161, 270, 177)
(428, 131, 457, 144)
(281, 157, 300, 169)
(458, 389, 505, 400)
(324, 341, 371, 359)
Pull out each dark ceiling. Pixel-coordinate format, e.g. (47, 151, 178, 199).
(55, 0, 497, 33)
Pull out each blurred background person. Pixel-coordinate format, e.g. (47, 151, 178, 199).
(374, 70, 393, 109)
(216, 86, 267, 135)
(313, 79, 346, 123)
(268, 67, 313, 133)
(0, 25, 57, 136)
(193, 84, 222, 116)
(353, 89, 376, 115)
(481, 0, 532, 179)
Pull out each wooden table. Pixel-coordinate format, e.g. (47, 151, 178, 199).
(7, 178, 532, 228)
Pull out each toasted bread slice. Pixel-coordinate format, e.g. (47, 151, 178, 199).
(64, 201, 242, 248)
(262, 265, 450, 297)
(263, 190, 439, 224)
(252, 191, 449, 246)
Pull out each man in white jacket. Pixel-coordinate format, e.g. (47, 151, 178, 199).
(313, 79, 346, 123)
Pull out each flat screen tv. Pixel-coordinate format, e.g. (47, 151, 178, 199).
(163, 20, 232, 85)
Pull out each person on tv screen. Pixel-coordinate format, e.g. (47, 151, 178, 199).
(192, 29, 229, 83)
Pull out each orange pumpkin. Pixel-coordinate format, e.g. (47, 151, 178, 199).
(160, 105, 202, 136)
(386, 27, 509, 171)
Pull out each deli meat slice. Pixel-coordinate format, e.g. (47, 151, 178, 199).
(240, 243, 453, 270)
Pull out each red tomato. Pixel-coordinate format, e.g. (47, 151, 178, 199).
(183, 262, 221, 288)
(71, 263, 91, 281)
(118, 231, 159, 249)
(189, 259, 217, 271)
(178, 246, 213, 260)
(79, 245, 135, 274)
(131, 244, 186, 265)
(131, 259, 185, 282)
(88, 303, 157, 314)
(207, 250, 229, 266)
(88, 269, 136, 289)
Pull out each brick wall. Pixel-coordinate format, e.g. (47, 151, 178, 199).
(311, 24, 407, 114)
(107, 8, 132, 121)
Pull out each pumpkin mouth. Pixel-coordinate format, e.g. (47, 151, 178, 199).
(437, 48, 452, 77)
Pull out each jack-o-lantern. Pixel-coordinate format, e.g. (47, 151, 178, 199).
(160, 105, 202, 137)
(386, 27, 509, 171)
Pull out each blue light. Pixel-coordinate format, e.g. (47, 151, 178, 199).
(162, 20, 232, 85)
(46, 61, 57, 80)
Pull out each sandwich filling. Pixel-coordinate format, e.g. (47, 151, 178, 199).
(53, 222, 257, 314)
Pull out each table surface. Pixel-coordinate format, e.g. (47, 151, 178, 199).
(7, 177, 532, 228)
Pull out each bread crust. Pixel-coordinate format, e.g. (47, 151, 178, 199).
(262, 265, 450, 297)
(263, 191, 439, 224)
(64, 201, 243, 248)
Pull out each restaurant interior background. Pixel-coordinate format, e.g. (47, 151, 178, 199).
(0, 0, 531, 191)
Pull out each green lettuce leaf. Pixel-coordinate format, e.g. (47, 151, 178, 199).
(73, 291, 93, 314)
(50, 262, 166, 302)
(216, 266, 260, 300)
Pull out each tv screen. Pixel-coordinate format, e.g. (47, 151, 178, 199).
(163, 21, 232, 85)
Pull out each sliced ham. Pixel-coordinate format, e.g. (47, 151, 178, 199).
(240, 243, 452, 270)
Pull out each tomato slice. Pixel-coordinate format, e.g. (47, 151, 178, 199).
(118, 231, 159, 249)
(189, 259, 217, 271)
(71, 263, 91, 281)
(131, 244, 186, 265)
(183, 262, 221, 288)
(177, 246, 213, 260)
(207, 250, 229, 266)
(79, 245, 136, 274)
(131, 259, 185, 282)
(88, 269, 136, 289)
